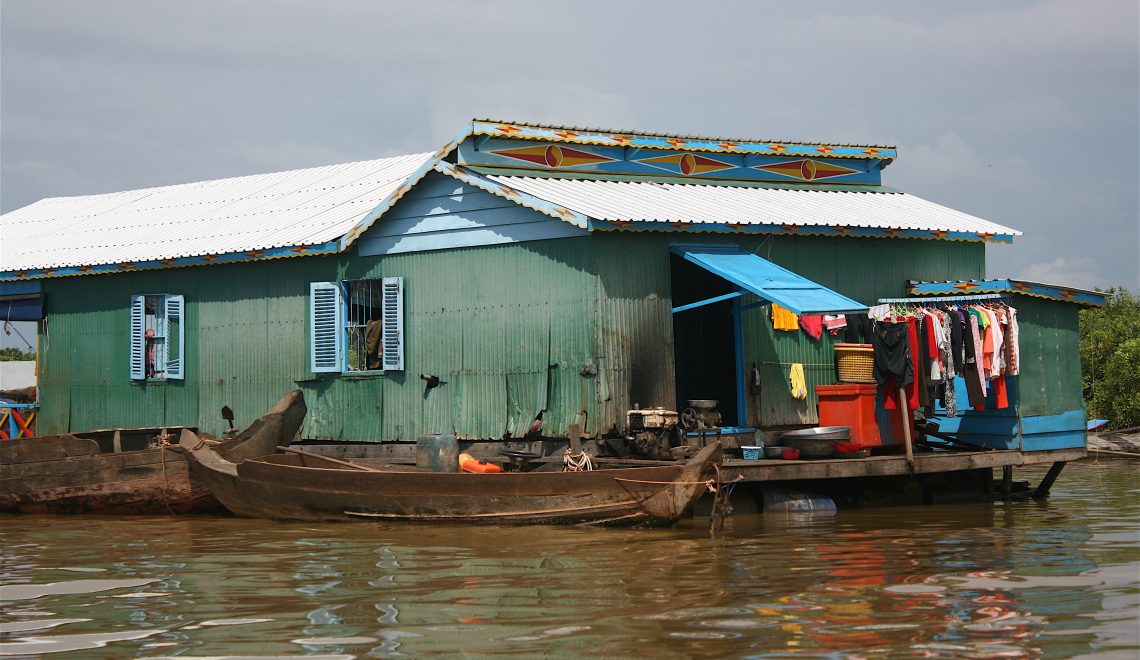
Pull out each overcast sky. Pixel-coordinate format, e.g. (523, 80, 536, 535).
(2, 0, 1138, 294)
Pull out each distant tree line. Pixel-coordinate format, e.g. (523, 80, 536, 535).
(1080, 288, 1140, 428)
(0, 347, 35, 361)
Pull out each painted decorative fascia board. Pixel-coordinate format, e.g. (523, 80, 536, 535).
(907, 279, 1106, 306)
(591, 220, 1015, 244)
(432, 162, 589, 229)
(0, 241, 341, 282)
(472, 120, 897, 162)
(337, 125, 473, 251)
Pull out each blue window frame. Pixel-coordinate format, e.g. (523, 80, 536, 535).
(310, 278, 404, 373)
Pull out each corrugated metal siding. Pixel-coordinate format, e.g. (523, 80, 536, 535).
(484, 175, 1022, 236)
(2, 154, 434, 271)
(1012, 296, 1083, 417)
(35, 213, 986, 438)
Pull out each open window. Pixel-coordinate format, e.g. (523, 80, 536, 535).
(129, 293, 184, 381)
(310, 277, 404, 373)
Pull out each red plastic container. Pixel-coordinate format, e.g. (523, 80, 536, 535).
(816, 383, 907, 449)
(781, 448, 800, 460)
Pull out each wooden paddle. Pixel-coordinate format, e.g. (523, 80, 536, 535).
(276, 446, 387, 473)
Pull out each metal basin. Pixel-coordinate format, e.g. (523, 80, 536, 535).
(781, 426, 851, 459)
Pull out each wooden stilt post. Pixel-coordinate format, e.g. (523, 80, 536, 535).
(1001, 465, 1013, 502)
(568, 423, 582, 454)
(1033, 461, 1066, 500)
(899, 388, 914, 470)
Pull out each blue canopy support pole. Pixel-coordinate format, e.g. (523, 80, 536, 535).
(733, 296, 747, 428)
(671, 291, 745, 314)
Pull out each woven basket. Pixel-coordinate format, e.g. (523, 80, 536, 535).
(834, 343, 875, 383)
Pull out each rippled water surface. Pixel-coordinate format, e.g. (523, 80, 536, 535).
(2, 459, 1137, 658)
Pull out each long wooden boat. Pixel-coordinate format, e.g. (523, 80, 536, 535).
(179, 432, 722, 526)
(0, 390, 306, 514)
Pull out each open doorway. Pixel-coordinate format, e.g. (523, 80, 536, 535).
(669, 253, 740, 426)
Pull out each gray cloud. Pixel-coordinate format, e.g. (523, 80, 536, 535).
(2, 0, 1136, 290)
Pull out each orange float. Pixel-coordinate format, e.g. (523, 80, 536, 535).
(459, 453, 502, 474)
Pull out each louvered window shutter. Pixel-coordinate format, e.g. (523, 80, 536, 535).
(165, 294, 185, 380)
(381, 277, 404, 371)
(129, 295, 146, 380)
(310, 282, 344, 373)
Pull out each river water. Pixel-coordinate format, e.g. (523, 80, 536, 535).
(1, 459, 1137, 659)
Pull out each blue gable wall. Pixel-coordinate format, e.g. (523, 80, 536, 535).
(356, 172, 587, 256)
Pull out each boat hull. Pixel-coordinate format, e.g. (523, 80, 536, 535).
(184, 443, 721, 526)
(0, 434, 214, 514)
(0, 389, 307, 515)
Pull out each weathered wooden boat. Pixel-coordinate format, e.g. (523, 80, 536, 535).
(179, 431, 722, 526)
(0, 390, 306, 514)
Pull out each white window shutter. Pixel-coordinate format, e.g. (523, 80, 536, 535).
(129, 295, 146, 380)
(165, 294, 185, 380)
(381, 277, 404, 371)
(310, 282, 343, 373)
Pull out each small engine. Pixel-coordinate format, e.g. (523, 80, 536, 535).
(599, 407, 681, 459)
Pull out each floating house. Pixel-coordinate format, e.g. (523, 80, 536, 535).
(0, 119, 1096, 481)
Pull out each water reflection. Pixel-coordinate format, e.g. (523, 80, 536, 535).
(0, 461, 1136, 657)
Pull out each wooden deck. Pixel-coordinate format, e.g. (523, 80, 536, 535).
(719, 448, 1085, 482)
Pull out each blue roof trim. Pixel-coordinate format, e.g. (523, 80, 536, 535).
(670, 244, 867, 315)
(0, 241, 341, 282)
(595, 220, 1014, 244)
(907, 279, 1106, 307)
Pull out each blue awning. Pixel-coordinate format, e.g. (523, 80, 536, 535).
(671, 245, 867, 315)
(1, 296, 42, 322)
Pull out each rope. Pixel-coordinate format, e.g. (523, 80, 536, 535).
(192, 435, 221, 451)
(153, 432, 176, 516)
(562, 448, 594, 471)
(612, 475, 744, 487)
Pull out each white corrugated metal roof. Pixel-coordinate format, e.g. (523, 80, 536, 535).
(484, 175, 1022, 236)
(1, 153, 434, 271)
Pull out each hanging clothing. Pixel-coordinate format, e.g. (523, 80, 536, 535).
(798, 315, 823, 340)
(915, 316, 932, 409)
(948, 309, 965, 373)
(992, 374, 1010, 409)
(843, 313, 872, 344)
(937, 310, 958, 417)
(771, 304, 800, 331)
(968, 313, 989, 410)
(789, 363, 808, 399)
(872, 320, 919, 411)
(1006, 308, 1020, 375)
(823, 314, 847, 336)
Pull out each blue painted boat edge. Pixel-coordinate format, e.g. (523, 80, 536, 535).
(928, 408, 1086, 451)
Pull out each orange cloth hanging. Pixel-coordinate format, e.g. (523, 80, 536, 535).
(771, 303, 800, 331)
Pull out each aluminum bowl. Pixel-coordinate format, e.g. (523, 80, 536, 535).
(781, 426, 851, 459)
(781, 426, 852, 441)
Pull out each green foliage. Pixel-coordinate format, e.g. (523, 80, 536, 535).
(0, 347, 36, 361)
(1080, 288, 1140, 427)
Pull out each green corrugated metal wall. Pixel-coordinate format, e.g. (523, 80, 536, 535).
(37, 229, 985, 440)
(1011, 295, 1083, 417)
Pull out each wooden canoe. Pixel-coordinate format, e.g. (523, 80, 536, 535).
(0, 389, 307, 514)
(180, 433, 721, 526)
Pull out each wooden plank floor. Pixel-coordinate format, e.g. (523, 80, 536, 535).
(719, 448, 1086, 482)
